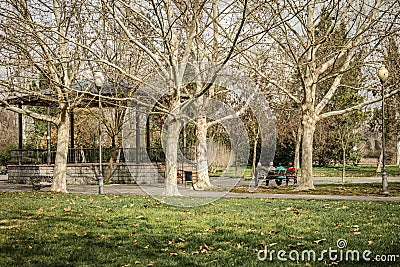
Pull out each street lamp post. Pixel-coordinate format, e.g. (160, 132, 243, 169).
(378, 66, 389, 195)
(94, 72, 105, 194)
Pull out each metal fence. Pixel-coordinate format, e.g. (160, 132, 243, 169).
(10, 147, 166, 165)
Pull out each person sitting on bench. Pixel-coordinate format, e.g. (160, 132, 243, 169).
(287, 162, 295, 172)
(266, 162, 276, 186)
(274, 163, 286, 186)
(285, 162, 298, 185)
(254, 162, 268, 186)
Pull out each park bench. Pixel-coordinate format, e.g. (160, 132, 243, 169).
(265, 169, 286, 186)
(255, 168, 298, 186)
(30, 175, 53, 190)
(285, 169, 298, 185)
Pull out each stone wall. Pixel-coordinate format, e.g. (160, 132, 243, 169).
(7, 163, 165, 185)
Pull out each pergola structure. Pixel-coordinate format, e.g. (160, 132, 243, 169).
(6, 81, 152, 166)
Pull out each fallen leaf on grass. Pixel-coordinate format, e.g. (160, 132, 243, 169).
(313, 239, 326, 244)
(169, 252, 178, 257)
(199, 244, 210, 253)
(289, 235, 304, 239)
(64, 206, 71, 212)
(96, 234, 109, 241)
(285, 207, 300, 214)
(0, 225, 19, 229)
(334, 222, 343, 229)
(269, 230, 280, 235)
(36, 208, 43, 214)
(147, 261, 153, 267)
(368, 240, 373, 245)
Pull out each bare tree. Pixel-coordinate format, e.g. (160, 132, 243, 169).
(0, 0, 101, 192)
(98, 0, 264, 195)
(246, 0, 400, 190)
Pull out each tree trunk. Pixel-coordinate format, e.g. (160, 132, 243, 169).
(163, 119, 181, 196)
(341, 148, 346, 183)
(104, 137, 116, 182)
(51, 106, 69, 193)
(251, 136, 259, 177)
(376, 150, 383, 174)
(294, 127, 302, 170)
(397, 136, 400, 168)
(193, 116, 211, 190)
(296, 114, 316, 190)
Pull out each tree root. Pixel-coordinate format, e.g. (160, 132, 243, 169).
(293, 184, 315, 191)
(193, 181, 212, 191)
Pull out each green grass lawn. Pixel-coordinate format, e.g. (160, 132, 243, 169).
(233, 183, 400, 197)
(0, 191, 399, 266)
(211, 165, 400, 178)
(312, 165, 400, 178)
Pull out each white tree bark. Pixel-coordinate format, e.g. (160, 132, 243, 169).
(294, 127, 302, 170)
(163, 119, 181, 196)
(342, 148, 346, 184)
(296, 109, 316, 190)
(377, 150, 383, 173)
(397, 137, 400, 168)
(194, 116, 211, 190)
(51, 105, 69, 193)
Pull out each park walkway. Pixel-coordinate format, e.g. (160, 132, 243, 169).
(1, 175, 399, 202)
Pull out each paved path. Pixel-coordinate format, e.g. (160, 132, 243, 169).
(1, 176, 399, 202)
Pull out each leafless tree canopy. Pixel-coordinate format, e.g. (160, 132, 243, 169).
(0, 0, 399, 193)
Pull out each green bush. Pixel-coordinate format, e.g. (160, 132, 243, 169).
(0, 143, 17, 167)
